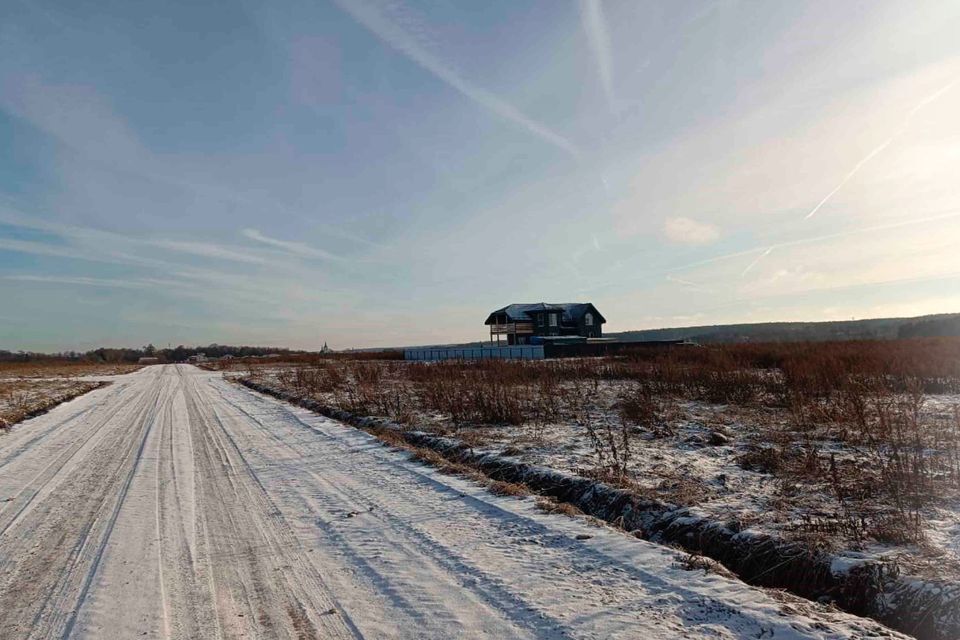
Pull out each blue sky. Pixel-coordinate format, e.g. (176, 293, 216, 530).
(2, 0, 960, 351)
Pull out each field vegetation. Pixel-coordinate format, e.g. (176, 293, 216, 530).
(0, 359, 142, 428)
(0, 360, 143, 379)
(229, 338, 960, 576)
(0, 379, 105, 428)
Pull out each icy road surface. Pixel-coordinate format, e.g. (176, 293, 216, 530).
(0, 365, 905, 639)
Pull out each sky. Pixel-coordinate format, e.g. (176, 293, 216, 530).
(2, 0, 960, 351)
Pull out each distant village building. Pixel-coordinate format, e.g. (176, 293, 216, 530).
(138, 357, 160, 364)
(187, 353, 207, 363)
(484, 303, 606, 345)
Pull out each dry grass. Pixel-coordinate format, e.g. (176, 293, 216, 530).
(674, 552, 738, 579)
(0, 379, 104, 428)
(0, 359, 139, 428)
(0, 361, 143, 378)
(487, 481, 531, 497)
(203, 351, 403, 373)
(245, 338, 960, 554)
(535, 498, 583, 517)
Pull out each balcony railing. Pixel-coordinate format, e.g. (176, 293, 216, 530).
(489, 322, 534, 334)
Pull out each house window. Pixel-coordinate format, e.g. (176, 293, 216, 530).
(549, 313, 558, 327)
(537, 314, 544, 327)
(585, 313, 593, 326)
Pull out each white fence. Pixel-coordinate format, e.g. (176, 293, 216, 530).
(404, 345, 545, 361)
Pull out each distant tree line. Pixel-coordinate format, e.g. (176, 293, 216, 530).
(0, 344, 306, 363)
(897, 315, 960, 338)
(609, 312, 960, 344)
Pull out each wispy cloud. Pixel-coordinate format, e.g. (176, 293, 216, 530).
(0, 209, 273, 268)
(146, 239, 268, 265)
(330, 0, 579, 157)
(608, 206, 960, 295)
(727, 78, 960, 283)
(0, 206, 362, 313)
(0, 78, 382, 251)
(663, 216, 721, 245)
(804, 78, 958, 220)
(241, 228, 340, 260)
(580, 0, 616, 113)
(666, 273, 710, 292)
(0, 237, 114, 264)
(3, 274, 186, 289)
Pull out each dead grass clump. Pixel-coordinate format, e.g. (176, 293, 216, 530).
(487, 481, 530, 497)
(868, 513, 926, 546)
(456, 428, 493, 448)
(657, 476, 715, 506)
(468, 382, 525, 425)
(535, 498, 583, 516)
(402, 441, 529, 497)
(583, 418, 635, 485)
(618, 383, 660, 425)
(367, 426, 408, 449)
(738, 445, 785, 474)
(409, 448, 478, 478)
(675, 552, 738, 579)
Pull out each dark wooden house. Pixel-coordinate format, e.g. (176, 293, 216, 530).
(484, 303, 606, 345)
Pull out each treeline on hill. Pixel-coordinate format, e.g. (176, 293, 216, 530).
(610, 312, 960, 344)
(0, 344, 304, 364)
(897, 314, 960, 338)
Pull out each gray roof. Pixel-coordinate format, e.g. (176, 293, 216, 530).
(484, 302, 605, 326)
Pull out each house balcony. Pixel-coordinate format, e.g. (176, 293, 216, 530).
(489, 322, 534, 335)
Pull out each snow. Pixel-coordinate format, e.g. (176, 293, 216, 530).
(829, 554, 871, 577)
(0, 365, 910, 638)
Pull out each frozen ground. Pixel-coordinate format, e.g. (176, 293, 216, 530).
(0, 365, 906, 638)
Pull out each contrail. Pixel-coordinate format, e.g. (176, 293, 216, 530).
(738, 78, 960, 278)
(666, 274, 708, 291)
(602, 206, 960, 293)
(242, 228, 341, 260)
(805, 78, 957, 220)
(580, 0, 615, 113)
(741, 245, 775, 276)
(332, 0, 579, 157)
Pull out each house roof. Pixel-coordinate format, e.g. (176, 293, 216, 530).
(484, 302, 606, 326)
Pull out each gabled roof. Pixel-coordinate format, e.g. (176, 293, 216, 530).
(484, 302, 606, 326)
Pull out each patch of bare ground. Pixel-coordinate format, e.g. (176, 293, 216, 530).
(236, 338, 960, 580)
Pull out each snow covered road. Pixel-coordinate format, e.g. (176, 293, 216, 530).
(0, 365, 905, 639)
